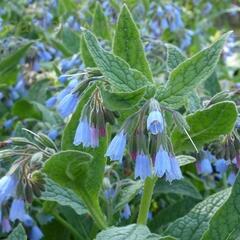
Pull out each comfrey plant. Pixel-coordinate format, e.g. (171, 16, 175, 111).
(40, 4, 237, 236)
(1, 2, 240, 240)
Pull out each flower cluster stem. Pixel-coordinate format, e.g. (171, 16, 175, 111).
(137, 176, 157, 225)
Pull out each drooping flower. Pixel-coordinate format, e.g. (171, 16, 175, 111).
(165, 155, 183, 182)
(227, 172, 236, 186)
(105, 130, 127, 162)
(58, 75, 68, 83)
(1, 218, 12, 233)
(57, 92, 78, 118)
(30, 225, 44, 240)
(3, 118, 14, 129)
(90, 127, 99, 148)
(9, 198, 26, 222)
(104, 187, 116, 200)
(134, 152, 152, 180)
(147, 111, 164, 135)
(196, 158, 213, 175)
(214, 159, 229, 175)
(154, 146, 182, 182)
(45, 96, 57, 108)
(0, 175, 17, 204)
(147, 99, 164, 135)
(74, 117, 91, 147)
(154, 146, 171, 177)
(23, 214, 34, 227)
(121, 204, 131, 220)
(48, 129, 59, 140)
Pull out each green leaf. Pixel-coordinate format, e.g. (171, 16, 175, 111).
(187, 91, 201, 113)
(100, 87, 145, 111)
(12, 99, 42, 120)
(44, 150, 108, 230)
(113, 180, 143, 213)
(166, 44, 186, 71)
(203, 72, 221, 96)
(28, 79, 49, 104)
(80, 36, 96, 67)
(172, 101, 238, 153)
(176, 155, 196, 166)
(149, 198, 200, 230)
(44, 150, 92, 191)
(157, 32, 231, 106)
(58, 27, 81, 54)
(83, 30, 149, 92)
(12, 100, 58, 124)
(41, 177, 88, 216)
(41, 219, 71, 240)
(61, 84, 108, 229)
(7, 224, 27, 240)
(0, 42, 32, 85)
(165, 46, 201, 112)
(165, 188, 231, 240)
(92, 2, 111, 40)
(96, 224, 174, 240)
(113, 5, 152, 81)
(155, 179, 202, 200)
(202, 172, 240, 240)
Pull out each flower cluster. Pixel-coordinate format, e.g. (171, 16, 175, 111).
(106, 99, 183, 182)
(196, 124, 240, 186)
(0, 172, 43, 239)
(0, 130, 57, 237)
(74, 89, 118, 148)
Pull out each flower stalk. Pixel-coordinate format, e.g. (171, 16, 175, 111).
(137, 176, 157, 225)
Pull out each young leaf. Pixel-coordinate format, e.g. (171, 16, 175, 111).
(7, 224, 27, 240)
(100, 86, 145, 111)
(172, 101, 238, 153)
(41, 177, 88, 216)
(113, 5, 152, 81)
(165, 188, 231, 240)
(61, 84, 108, 229)
(166, 44, 186, 71)
(96, 224, 175, 240)
(157, 32, 231, 105)
(202, 172, 240, 240)
(83, 30, 149, 92)
(93, 2, 111, 40)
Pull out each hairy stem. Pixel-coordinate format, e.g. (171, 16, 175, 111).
(137, 177, 157, 225)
